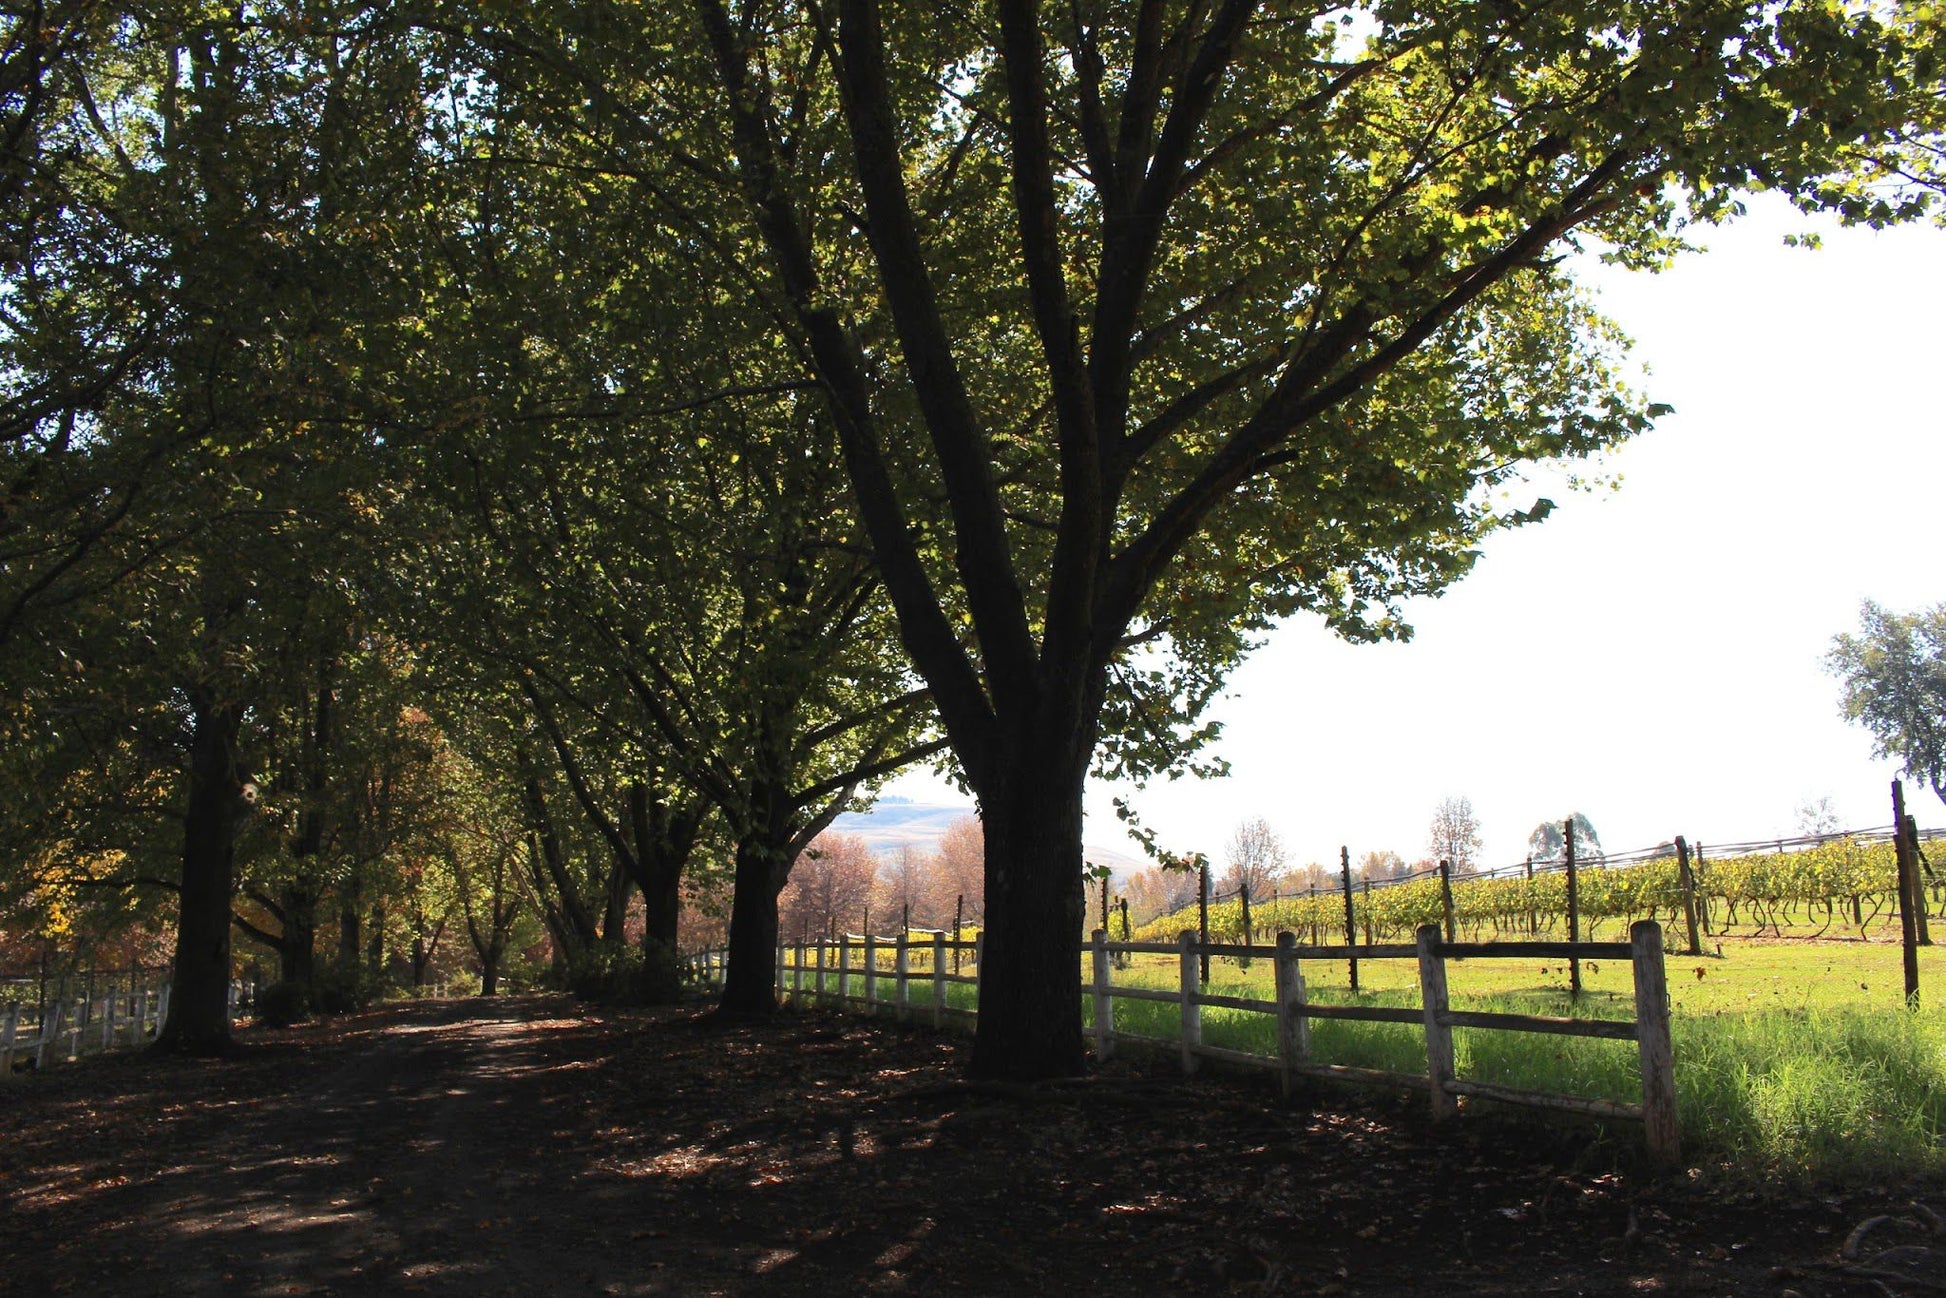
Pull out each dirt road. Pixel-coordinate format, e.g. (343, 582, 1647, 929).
(0, 996, 1935, 1294)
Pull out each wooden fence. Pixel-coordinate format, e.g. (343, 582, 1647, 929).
(687, 920, 1678, 1165)
(1, 983, 176, 1075)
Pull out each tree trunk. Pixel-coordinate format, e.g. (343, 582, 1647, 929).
(157, 694, 251, 1053)
(277, 884, 318, 992)
(367, 898, 386, 978)
(338, 870, 362, 979)
(480, 945, 502, 996)
(969, 740, 1089, 1080)
(717, 836, 786, 1015)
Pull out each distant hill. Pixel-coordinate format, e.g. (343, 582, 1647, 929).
(830, 797, 1148, 880)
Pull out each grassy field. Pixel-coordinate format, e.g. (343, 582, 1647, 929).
(780, 934, 1946, 1184)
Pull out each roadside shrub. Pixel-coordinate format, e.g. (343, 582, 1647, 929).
(567, 942, 683, 1005)
(255, 981, 311, 1027)
(312, 966, 389, 1014)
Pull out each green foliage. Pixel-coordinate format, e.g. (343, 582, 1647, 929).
(1828, 600, 1946, 802)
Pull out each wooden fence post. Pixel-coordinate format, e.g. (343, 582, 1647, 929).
(1565, 819, 1582, 998)
(1439, 859, 1456, 942)
(1, 1003, 17, 1074)
(932, 932, 946, 1029)
(1895, 781, 1922, 1007)
(1418, 925, 1458, 1121)
(814, 938, 827, 1006)
(839, 933, 852, 1011)
(100, 994, 117, 1051)
(1178, 931, 1201, 1074)
(1630, 920, 1680, 1166)
(1525, 855, 1537, 935)
(1198, 862, 1211, 985)
(864, 932, 878, 1014)
(1274, 931, 1308, 1098)
(1340, 847, 1359, 993)
(895, 932, 910, 1023)
(38, 1001, 61, 1069)
(1092, 929, 1114, 1061)
(1907, 812, 1933, 946)
(1675, 836, 1702, 956)
(953, 896, 964, 974)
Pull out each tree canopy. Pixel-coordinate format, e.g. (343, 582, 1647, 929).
(1829, 600, 1946, 807)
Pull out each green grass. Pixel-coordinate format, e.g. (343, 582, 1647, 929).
(765, 937, 1946, 1184)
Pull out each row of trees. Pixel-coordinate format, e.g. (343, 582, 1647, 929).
(4, 0, 1939, 1077)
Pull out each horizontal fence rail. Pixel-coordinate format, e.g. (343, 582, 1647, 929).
(684, 921, 1679, 1164)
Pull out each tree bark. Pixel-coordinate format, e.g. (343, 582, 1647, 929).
(156, 691, 252, 1053)
(969, 735, 1090, 1080)
(717, 835, 787, 1015)
(277, 884, 318, 991)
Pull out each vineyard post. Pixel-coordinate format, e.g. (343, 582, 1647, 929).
(1099, 873, 1111, 937)
(775, 938, 786, 1001)
(1340, 847, 1359, 993)
(1693, 842, 1711, 933)
(1905, 813, 1932, 945)
(1417, 925, 1458, 1122)
(1525, 855, 1536, 935)
(1091, 929, 1114, 1061)
(953, 895, 963, 974)
(864, 930, 878, 1013)
(895, 931, 910, 1023)
(1566, 819, 1582, 998)
(1118, 897, 1131, 969)
(902, 902, 910, 936)
(1309, 883, 1318, 945)
(1675, 836, 1702, 956)
(931, 932, 946, 1029)
(1240, 881, 1254, 951)
(839, 933, 852, 1009)
(1362, 879, 1373, 944)
(1274, 931, 1308, 1097)
(1630, 920, 1680, 1166)
(1178, 931, 1201, 1074)
(815, 935, 827, 1006)
(1895, 781, 1921, 1007)
(1439, 859, 1456, 942)
(1198, 860, 1211, 985)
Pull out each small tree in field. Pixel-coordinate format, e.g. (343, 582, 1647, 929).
(1429, 798, 1484, 876)
(1222, 817, 1288, 903)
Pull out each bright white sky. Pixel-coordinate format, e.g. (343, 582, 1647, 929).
(880, 194, 1946, 872)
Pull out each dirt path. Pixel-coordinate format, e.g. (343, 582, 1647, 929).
(0, 996, 1938, 1295)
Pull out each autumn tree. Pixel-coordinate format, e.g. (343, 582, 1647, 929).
(1221, 817, 1287, 902)
(779, 833, 880, 941)
(1429, 797, 1484, 877)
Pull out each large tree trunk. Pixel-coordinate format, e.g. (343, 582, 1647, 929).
(157, 693, 252, 1054)
(717, 836, 786, 1015)
(277, 884, 318, 991)
(969, 738, 1090, 1080)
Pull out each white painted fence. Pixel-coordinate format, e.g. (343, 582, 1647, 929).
(688, 921, 1679, 1164)
(1, 983, 173, 1074)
